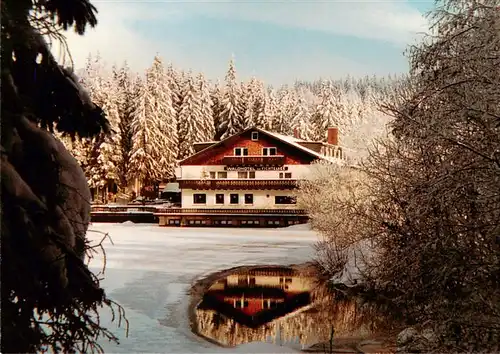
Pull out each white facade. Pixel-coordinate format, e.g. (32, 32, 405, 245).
(177, 164, 316, 209)
(176, 128, 347, 211)
(181, 188, 298, 209)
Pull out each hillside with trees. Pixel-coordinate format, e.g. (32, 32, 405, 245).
(59, 55, 398, 200)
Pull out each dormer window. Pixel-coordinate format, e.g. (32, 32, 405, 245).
(262, 147, 277, 156)
(234, 147, 248, 156)
(251, 132, 259, 141)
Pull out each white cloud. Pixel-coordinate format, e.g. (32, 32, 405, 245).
(184, 0, 429, 46)
(49, 0, 427, 83)
(51, 2, 181, 74)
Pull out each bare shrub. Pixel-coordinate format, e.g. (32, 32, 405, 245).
(297, 161, 376, 278)
(362, 0, 500, 351)
(300, 1, 500, 351)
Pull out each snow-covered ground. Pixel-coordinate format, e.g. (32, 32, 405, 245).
(87, 223, 318, 353)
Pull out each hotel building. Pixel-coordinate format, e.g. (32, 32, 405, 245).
(155, 126, 346, 227)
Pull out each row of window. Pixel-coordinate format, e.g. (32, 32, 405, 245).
(234, 147, 278, 156)
(193, 193, 297, 205)
(207, 171, 292, 179)
(167, 219, 301, 226)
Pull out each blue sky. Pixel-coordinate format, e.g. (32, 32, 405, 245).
(63, 0, 435, 85)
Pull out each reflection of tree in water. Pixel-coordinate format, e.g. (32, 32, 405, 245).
(196, 297, 377, 347)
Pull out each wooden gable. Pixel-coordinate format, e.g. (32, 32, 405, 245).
(181, 129, 318, 166)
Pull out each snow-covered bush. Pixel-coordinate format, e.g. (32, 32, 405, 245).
(297, 161, 376, 281)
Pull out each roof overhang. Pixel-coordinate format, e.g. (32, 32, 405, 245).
(179, 127, 332, 165)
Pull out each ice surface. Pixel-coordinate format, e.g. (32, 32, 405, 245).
(86, 223, 318, 353)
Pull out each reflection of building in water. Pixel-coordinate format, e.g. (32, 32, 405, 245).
(205, 267, 315, 319)
(195, 267, 329, 347)
(194, 266, 387, 349)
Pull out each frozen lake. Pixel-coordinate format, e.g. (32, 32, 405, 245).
(86, 223, 318, 353)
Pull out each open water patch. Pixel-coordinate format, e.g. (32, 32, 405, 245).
(188, 264, 397, 353)
(188, 264, 334, 351)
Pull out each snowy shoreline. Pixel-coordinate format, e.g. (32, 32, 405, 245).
(86, 223, 318, 353)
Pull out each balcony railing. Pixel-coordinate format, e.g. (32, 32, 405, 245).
(223, 155, 285, 166)
(178, 179, 298, 190)
(91, 205, 158, 213)
(154, 208, 307, 215)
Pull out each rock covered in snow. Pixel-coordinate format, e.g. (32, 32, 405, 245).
(396, 326, 437, 353)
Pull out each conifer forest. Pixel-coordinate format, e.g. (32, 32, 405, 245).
(60, 54, 402, 193)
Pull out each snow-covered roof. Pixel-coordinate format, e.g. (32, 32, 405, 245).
(179, 126, 343, 164)
(258, 128, 336, 162)
(193, 141, 218, 145)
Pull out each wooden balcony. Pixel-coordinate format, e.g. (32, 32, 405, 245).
(178, 179, 298, 190)
(223, 155, 285, 166)
(91, 205, 158, 213)
(154, 208, 306, 215)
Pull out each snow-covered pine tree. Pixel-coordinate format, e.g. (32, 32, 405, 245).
(166, 63, 183, 116)
(219, 57, 243, 139)
(252, 79, 268, 128)
(129, 56, 178, 186)
(211, 80, 225, 140)
(96, 76, 121, 185)
(112, 62, 135, 189)
(178, 72, 202, 159)
(73, 53, 119, 193)
(240, 81, 251, 128)
(196, 73, 215, 142)
(242, 77, 267, 129)
(291, 92, 314, 140)
(129, 74, 159, 185)
(312, 80, 343, 141)
(264, 88, 279, 131)
(242, 79, 255, 128)
(274, 88, 296, 135)
(147, 56, 178, 179)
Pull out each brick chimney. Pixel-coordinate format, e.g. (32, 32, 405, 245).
(327, 127, 339, 145)
(293, 128, 300, 139)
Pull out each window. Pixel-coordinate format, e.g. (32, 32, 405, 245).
(215, 194, 224, 204)
(209, 171, 216, 179)
(217, 171, 227, 179)
(275, 196, 297, 204)
(262, 147, 277, 156)
(230, 194, 239, 204)
(245, 194, 253, 204)
(234, 147, 248, 156)
(279, 172, 292, 179)
(251, 132, 259, 141)
(193, 194, 206, 204)
(237, 171, 256, 179)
